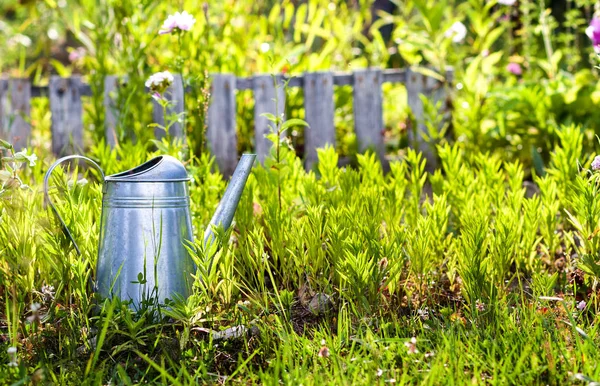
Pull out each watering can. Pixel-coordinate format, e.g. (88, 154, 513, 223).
(44, 154, 256, 307)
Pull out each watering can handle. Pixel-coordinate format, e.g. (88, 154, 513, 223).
(43, 155, 105, 256)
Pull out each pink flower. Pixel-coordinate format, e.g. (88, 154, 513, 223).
(69, 47, 86, 63)
(586, 18, 600, 53)
(506, 62, 522, 75)
(592, 155, 600, 171)
(159, 11, 196, 35)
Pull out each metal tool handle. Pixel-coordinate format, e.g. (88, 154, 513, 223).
(43, 155, 105, 256)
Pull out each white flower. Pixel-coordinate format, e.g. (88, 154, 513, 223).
(145, 71, 175, 94)
(9, 34, 32, 47)
(13, 150, 37, 167)
(41, 284, 55, 300)
(417, 308, 429, 320)
(445, 21, 467, 43)
(497, 0, 516, 5)
(47, 28, 59, 40)
(7, 346, 17, 367)
(376, 369, 384, 377)
(476, 299, 486, 312)
(404, 337, 418, 354)
(260, 42, 270, 53)
(27, 302, 43, 323)
(159, 11, 196, 35)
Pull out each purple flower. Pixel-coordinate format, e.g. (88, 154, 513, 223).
(577, 300, 586, 311)
(506, 62, 522, 75)
(159, 11, 196, 35)
(592, 155, 600, 171)
(586, 18, 600, 53)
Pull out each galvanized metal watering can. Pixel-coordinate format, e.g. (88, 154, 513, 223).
(44, 154, 256, 307)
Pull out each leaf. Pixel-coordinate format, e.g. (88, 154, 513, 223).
(260, 112, 278, 123)
(0, 139, 12, 149)
(481, 27, 505, 51)
(281, 118, 309, 131)
(411, 66, 445, 82)
(50, 59, 70, 78)
(531, 146, 545, 176)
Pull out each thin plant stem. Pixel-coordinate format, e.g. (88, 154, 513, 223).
(162, 101, 170, 141)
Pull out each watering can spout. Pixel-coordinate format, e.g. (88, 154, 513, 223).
(204, 154, 256, 246)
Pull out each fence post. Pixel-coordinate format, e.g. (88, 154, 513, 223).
(353, 68, 387, 169)
(303, 71, 335, 171)
(207, 74, 238, 177)
(152, 74, 185, 140)
(0, 78, 31, 151)
(253, 74, 286, 163)
(49, 76, 83, 155)
(405, 68, 449, 172)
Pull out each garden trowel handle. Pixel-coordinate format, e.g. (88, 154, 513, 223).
(43, 155, 105, 256)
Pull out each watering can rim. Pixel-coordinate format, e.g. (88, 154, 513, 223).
(104, 154, 191, 182)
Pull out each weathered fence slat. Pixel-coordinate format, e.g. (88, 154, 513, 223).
(0, 78, 31, 151)
(253, 75, 286, 163)
(4, 68, 452, 173)
(104, 75, 122, 147)
(353, 69, 386, 166)
(49, 76, 83, 156)
(406, 68, 448, 171)
(207, 74, 238, 177)
(152, 74, 185, 140)
(303, 71, 335, 171)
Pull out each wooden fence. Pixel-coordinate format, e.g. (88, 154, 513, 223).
(0, 68, 451, 176)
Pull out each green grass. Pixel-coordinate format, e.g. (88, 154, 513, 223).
(3, 0, 600, 383)
(1, 127, 600, 384)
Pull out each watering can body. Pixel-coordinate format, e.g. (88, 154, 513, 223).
(97, 156, 195, 306)
(44, 154, 256, 307)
